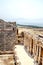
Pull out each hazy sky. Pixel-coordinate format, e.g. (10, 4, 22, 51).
(0, 0, 43, 25)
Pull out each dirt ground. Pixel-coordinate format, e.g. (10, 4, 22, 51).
(18, 27, 43, 35)
(15, 45, 37, 65)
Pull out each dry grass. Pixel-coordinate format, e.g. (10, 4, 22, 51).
(18, 27, 43, 35)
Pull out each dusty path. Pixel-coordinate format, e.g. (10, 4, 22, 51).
(15, 45, 35, 65)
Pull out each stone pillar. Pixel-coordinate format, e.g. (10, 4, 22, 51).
(33, 44, 36, 57)
(28, 36, 30, 51)
(34, 45, 38, 62)
(33, 43, 35, 56)
(42, 57, 43, 65)
(30, 38, 32, 53)
(38, 46, 41, 65)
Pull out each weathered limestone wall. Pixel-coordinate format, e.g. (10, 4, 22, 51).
(33, 35, 39, 62)
(16, 27, 24, 45)
(0, 54, 15, 65)
(38, 38, 43, 65)
(32, 35, 43, 65)
(24, 32, 33, 54)
(0, 20, 17, 52)
(24, 32, 29, 48)
(24, 31, 43, 65)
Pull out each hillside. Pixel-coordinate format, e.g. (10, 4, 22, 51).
(17, 24, 43, 28)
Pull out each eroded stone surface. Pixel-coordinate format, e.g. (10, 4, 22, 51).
(0, 54, 14, 65)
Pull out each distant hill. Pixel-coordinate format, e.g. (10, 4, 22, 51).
(17, 24, 43, 28)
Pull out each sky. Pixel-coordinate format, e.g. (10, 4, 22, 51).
(0, 0, 43, 26)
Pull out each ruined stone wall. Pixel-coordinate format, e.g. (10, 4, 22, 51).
(24, 30, 43, 65)
(0, 20, 17, 51)
(24, 32, 32, 47)
(33, 34, 43, 65)
(24, 32, 29, 47)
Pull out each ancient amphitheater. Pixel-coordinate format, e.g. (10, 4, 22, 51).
(0, 19, 43, 65)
